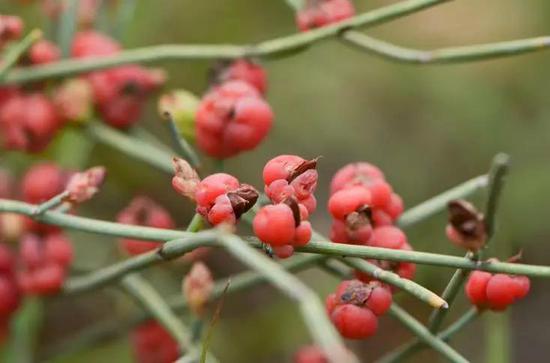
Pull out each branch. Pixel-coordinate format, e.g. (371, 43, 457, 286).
(217, 232, 357, 363)
(0, 29, 42, 79)
(397, 174, 488, 228)
(1, 0, 449, 85)
(340, 257, 447, 309)
(41, 254, 325, 360)
(375, 308, 480, 363)
(164, 113, 201, 169)
(341, 31, 550, 64)
(386, 305, 469, 363)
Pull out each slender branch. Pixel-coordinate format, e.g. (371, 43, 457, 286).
(164, 113, 201, 169)
(56, 0, 78, 57)
(120, 273, 192, 349)
(397, 175, 488, 228)
(32, 191, 69, 215)
(284, 0, 305, 11)
(428, 154, 510, 333)
(87, 122, 174, 173)
(41, 254, 324, 360)
(3, 198, 550, 277)
(120, 274, 218, 362)
(0, 30, 42, 79)
(341, 31, 550, 64)
(1, 0, 449, 85)
(375, 308, 480, 363)
(388, 304, 468, 363)
(217, 233, 357, 363)
(0, 198, 190, 241)
(340, 257, 448, 309)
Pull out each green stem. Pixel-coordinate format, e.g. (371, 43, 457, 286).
(388, 304, 468, 363)
(165, 114, 201, 169)
(397, 175, 488, 228)
(2, 199, 550, 277)
(376, 308, 480, 363)
(484, 153, 510, 241)
(32, 191, 69, 215)
(41, 254, 324, 360)
(1, 0, 449, 85)
(341, 31, 550, 64)
(56, 0, 78, 57)
(0, 30, 42, 80)
(427, 268, 468, 332)
(340, 257, 448, 309)
(87, 122, 174, 173)
(217, 233, 356, 363)
(4, 298, 43, 363)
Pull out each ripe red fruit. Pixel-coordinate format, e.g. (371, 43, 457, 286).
(21, 163, 66, 204)
(196, 80, 273, 158)
(253, 204, 297, 247)
(366, 284, 393, 316)
(329, 218, 372, 245)
(384, 193, 404, 221)
(485, 274, 518, 310)
(194, 173, 258, 226)
(28, 40, 61, 65)
(132, 321, 179, 363)
(330, 304, 378, 339)
(273, 245, 295, 259)
(117, 197, 175, 255)
(369, 226, 407, 250)
(0, 276, 20, 316)
(216, 59, 267, 95)
(44, 232, 73, 268)
(0, 15, 23, 44)
(512, 275, 530, 299)
(296, 0, 355, 32)
(328, 186, 371, 220)
(0, 244, 14, 273)
(294, 345, 328, 363)
(0, 93, 62, 153)
(71, 30, 120, 58)
(330, 162, 385, 195)
(465, 270, 530, 311)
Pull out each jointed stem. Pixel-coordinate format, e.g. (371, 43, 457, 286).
(0, 30, 42, 79)
(1, 0, 450, 85)
(340, 257, 448, 309)
(341, 31, 550, 65)
(388, 304, 468, 363)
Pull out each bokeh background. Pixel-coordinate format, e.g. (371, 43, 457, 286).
(2, 0, 550, 362)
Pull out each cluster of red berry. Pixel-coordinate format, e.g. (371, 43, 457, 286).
(327, 163, 414, 281)
(253, 155, 317, 258)
(131, 321, 179, 363)
(0, 12, 163, 153)
(466, 269, 530, 311)
(296, 0, 355, 31)
(196, 59, 273, 158)
(326, 279, 392, 339)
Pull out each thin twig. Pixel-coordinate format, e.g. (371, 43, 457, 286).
(341, 31, 550, 64)
(340, 257, 448, 309)
(0, 30, 42, 79)
(1, 0, 450, 85)
(388, 304, 468, 363)
(164, 113, 201, 169)
(56, 0, 78, 57)
(32, 191, 69, 216)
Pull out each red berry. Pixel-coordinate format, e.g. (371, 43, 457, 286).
(294, 221, 312, 247)
(196, 80, 272, 158)
(368, 179, 392, 209)
(0, 15, 24, 44)
(294, 345, 327, 363)
(328, 186, 371, 220)
(366, 284, 392, 316)
(253, 204, 296, 247)
(21, 163, 66, 204)
(44, 232, 73, 268)
(325, 293, 338, 314)
(117, 197, 174, 255)
(384, 193, 404, 220)
(263, 155, 306, 186)
(273, 245, 294, 259)
(132, 321, 179, 363)
(71, 30, 120, 58)
(27, 263, 66, 295)
(486, 274, 517, 311)
(207, 194, 236, 225)
(217, 59, 267, 95)
(330, 304, 377, 339)
(28, 40, 61, 65)
(329, 219, 372, 245)
(371, 210, 393, 227)
(0, 93, 62, 153)
(195, 173, 239, 209)
(330, 162, 385, 195)
(512, 276, 530, 299)
(296, 0, 355, 32)
(369, 226, 407, 250)
(265, 179, 295, 204)
(0, 244, 14, 273)
(465, 271, 492, 307)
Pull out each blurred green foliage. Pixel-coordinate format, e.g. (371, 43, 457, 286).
(2, 0, 550, 362)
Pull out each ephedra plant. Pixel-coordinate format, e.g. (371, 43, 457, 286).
(1, 0, 550, 362)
